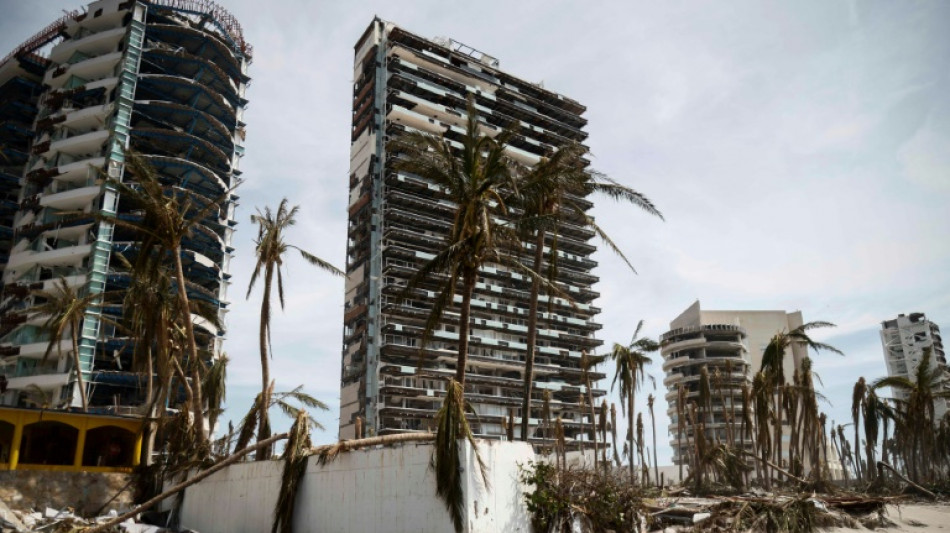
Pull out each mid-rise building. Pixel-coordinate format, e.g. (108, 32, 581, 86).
(0, 0, 249, 411)
(339, 19, 603, 447)
(879, 313, 949, 421)
(660, 301, 809, 466)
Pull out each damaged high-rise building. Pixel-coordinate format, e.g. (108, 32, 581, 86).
(0, 0, 249, 410)
(880, 313, 949, 422)
(661, 301, 807, 467)
(339, 18, 604, 448)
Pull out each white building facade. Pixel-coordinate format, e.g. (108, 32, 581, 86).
(879, 313, 949, 421)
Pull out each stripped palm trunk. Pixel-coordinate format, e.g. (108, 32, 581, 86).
(676, 385, 686, 483)
(173, 246, 207, 446)
(648, 394, 659, 486)
(599, 400, 608, 470)
(69, 317, 88, 411)
(611, 403, 621, 468)
(520, 230, 546, 442)
(628, 390, 636, 483)
(636, 413, 647, 484)
(257, 261, 275, 460)
(852, 377, 866, 482)
(456, 271, 477, 385)
(582, 351, 599, 469)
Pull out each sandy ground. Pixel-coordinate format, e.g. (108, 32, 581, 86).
(827, 502, 950, 532)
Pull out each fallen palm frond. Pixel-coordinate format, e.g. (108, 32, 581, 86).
(313, 432, 435, 465)
(521, 462, 649, 532)
(435, 379, 487, 533)
(272, 410, 312, 533)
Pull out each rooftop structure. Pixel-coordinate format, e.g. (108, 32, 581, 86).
(338, 19, 603, 448)
(0, 0, 249, 413)
(879, 312, 949, 421)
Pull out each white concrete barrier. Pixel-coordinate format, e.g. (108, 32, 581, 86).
(178, 439, 534, 533)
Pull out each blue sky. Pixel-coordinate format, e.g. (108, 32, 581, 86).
(3, 0, 948, 464)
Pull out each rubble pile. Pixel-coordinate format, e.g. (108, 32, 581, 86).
(0, 501, 195, 533)
(645, 493, 899, 532)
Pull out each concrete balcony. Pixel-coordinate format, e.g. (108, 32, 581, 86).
(60, 102, 114, 131)
(11, 339, 70, 359)
(39, 185, 100, 210)
(56, 156, 106, 183)
(661, 335, 706, 355)
(48, 129, 109, 158)
(7, 243, 93, 271)
(45, 51, 123, 89)
(661, 354, 692, 372)
(50, 26, 126, 65)
(387, 104, 445, 136)
(5, 371, 69, 390)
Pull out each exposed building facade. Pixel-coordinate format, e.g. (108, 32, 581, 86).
(660, 301, 808, 467)
(879, 313, 949, 421)
(339, 19, 603, 447)
(0, 0, 249, 411)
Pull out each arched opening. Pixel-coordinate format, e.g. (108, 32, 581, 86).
(19, 421, 78, 466)
(82, 425, 135, 467)
(0, 420, 14, 464)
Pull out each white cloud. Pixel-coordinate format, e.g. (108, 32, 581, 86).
(898, 115, 950, 191)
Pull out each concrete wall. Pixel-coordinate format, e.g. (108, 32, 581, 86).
(178, 439, 533, 533)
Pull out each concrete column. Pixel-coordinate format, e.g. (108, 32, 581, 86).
(132, 431, 142, 467)
(9, 420, 23, 470)
(73, 427, 87, 470)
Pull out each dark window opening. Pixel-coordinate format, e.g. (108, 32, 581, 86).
(19, 421, 78, 466)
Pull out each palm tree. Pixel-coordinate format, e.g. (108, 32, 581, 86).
(851, 377, 867, 482)
(388, 100, 520, 532)
(233, 385, 329, 455)
(389, 99, 519, 388)
(515, 143, 662, 442)
(609, 320, 659, 482)
(759, 321, 842, 471)
(752, 371, 774, 488)
(247, 199, 343, 459)
(32, 278, 98, 411)
(676, 384, 687, 483)
(580, 351, 603, 468)
(872, 348, 950, 483)
(648, 393, 659, 486)
(103, 151, 236, 445)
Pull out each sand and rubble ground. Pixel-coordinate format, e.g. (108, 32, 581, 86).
(827, 502, 950, 532)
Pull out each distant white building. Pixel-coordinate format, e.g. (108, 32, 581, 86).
(879, 313, 949, 421)
(661, 301, 844, 480)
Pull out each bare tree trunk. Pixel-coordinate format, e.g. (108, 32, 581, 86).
(70, 321, 88, 411)
(455, 270, 476, 386)
(520, 230, 545, 442)
(583, 353, 598, 470)
(628, 394, 635, 483)
(649, 398, 659, 487)
(173, 247, 207, 445)
(257, 264, 274, 460)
